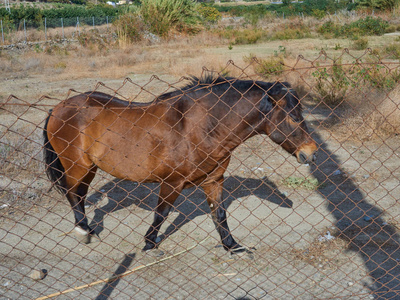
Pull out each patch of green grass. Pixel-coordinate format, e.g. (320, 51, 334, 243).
(282, 176, 320, 190)
(243, 53, 284, 77)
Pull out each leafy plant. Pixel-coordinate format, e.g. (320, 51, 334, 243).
(244, 53, 285, 77)
(354, 63, 400, 90)
(351, 36, 369, 50)
(197, 4, 221, 24)
(356, 0, 400, 11)
(140, 0, 200, 37)
(282, 176, 320, 190)
(318, 17, 389, 39)
(311, 61, 350, 105)
(384, 43, 400, 59)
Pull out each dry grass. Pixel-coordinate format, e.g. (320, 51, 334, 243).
(290, 229, 349, 270)
(1, 21, 399, 139)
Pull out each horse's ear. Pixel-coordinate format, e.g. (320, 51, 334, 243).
(268, 82, 290, 107)
(259, 93, 273, 114)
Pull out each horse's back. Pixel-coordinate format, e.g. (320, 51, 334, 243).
(47, 92, 204, 182)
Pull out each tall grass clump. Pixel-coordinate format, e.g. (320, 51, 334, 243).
(113, 13, 146, 46)
(243, 52, 285, 78)
(140, 0, 200, 36)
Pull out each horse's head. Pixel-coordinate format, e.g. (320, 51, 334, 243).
(258, 82, 317, 164)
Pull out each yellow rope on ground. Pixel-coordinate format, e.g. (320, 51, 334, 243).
(35, 237, 209, 300)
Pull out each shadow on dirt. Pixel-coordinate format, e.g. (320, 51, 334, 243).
(95, 253, 136, 300)
(87, 175, 292, 241)
(89, 175, 292, 299)
(310, 131, 400, 299)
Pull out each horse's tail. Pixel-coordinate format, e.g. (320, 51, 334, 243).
(43, 110, 66, 194)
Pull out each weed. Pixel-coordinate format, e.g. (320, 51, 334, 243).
(272, 25, 311, 40)
(355, 63, 400, 90)
(274, 45, 287, 57)
(140, 0, 200, 37)
(334, 43, 342, 50)
(282, 176, 320, 190)
(113, 13, 145, 46)
(54, 61, 67, 69)
(233, 29, 265, 45)
(197, 5, 221, 24)
(351, 36, 369, 50)
(384, 43, 400, 59)
(312, 61, 350, 105)
(311, 9, 325, 19)
(244, 54, 285, 77)
(318, 17, 389, 39)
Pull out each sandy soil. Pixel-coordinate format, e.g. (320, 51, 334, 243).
(0, 44, 400, 299)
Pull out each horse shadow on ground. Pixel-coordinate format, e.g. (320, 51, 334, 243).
(87, 175, 292, 247)
(310, 131, 400, 299)
(89, 175, 292, 300)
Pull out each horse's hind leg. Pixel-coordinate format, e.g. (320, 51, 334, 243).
(64, 165, 98, 243)
(203, 179, 245, 253)
(143, 183, 182, 252)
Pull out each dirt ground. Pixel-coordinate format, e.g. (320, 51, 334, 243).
(1, 41, 400, 299)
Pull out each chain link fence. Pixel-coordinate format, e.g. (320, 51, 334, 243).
(1, 52, 400, 299)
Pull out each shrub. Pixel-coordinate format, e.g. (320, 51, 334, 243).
(318, 21, 341, 38)
(351, 36, 369, 50)
(354, 63, 400, 90)
(318, 17, 389, 39)
(344, 16, 389, 36)
(140, 0, 200, 37)
(304, 0, 346, 13)
(244, 54, 285, 77)
(356, 0, 400, 11)
(234, 29, 264, 44)
(197, 5, 221, 24)
(113, 13, 145, 45)
(311, 9, 326, 19)
(311, 62, 350, 105)
(272, 26, 311, 40)
(384, 43, 400, 59)
(218, 28, 267, 45)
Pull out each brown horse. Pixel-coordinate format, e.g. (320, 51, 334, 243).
(43, 76, 317, 253)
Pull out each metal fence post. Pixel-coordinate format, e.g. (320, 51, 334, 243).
(44, 17, 47, 41)
(1, 20, 4, 44)
(77, 17, 80, 36)
(61, 18, 64, 39)
(24, 19, 27, 43)
(93, 16, 95, 30)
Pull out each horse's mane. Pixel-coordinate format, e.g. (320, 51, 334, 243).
(180, 74, 235, 92)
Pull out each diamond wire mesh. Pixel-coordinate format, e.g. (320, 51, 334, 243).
(0, 51, 400, 299)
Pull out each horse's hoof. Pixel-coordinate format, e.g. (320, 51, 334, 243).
(74, 227, 91, 244)
(144, 248, 164, 258)
(230, 247, 255, 260)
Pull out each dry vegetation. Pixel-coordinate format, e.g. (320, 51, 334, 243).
(1, 13, 400, 140)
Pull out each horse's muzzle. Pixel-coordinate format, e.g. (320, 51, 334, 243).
(297, 150, 317, 164)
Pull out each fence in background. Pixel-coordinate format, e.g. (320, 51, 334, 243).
(1, 55, 400, 299)
(0, 16, 116, 45)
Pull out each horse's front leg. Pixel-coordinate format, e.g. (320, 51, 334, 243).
(202, 178, 245, 253)
(143, 182, 182, 252)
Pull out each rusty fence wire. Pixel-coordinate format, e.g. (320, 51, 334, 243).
(1, 51, 400, 299)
